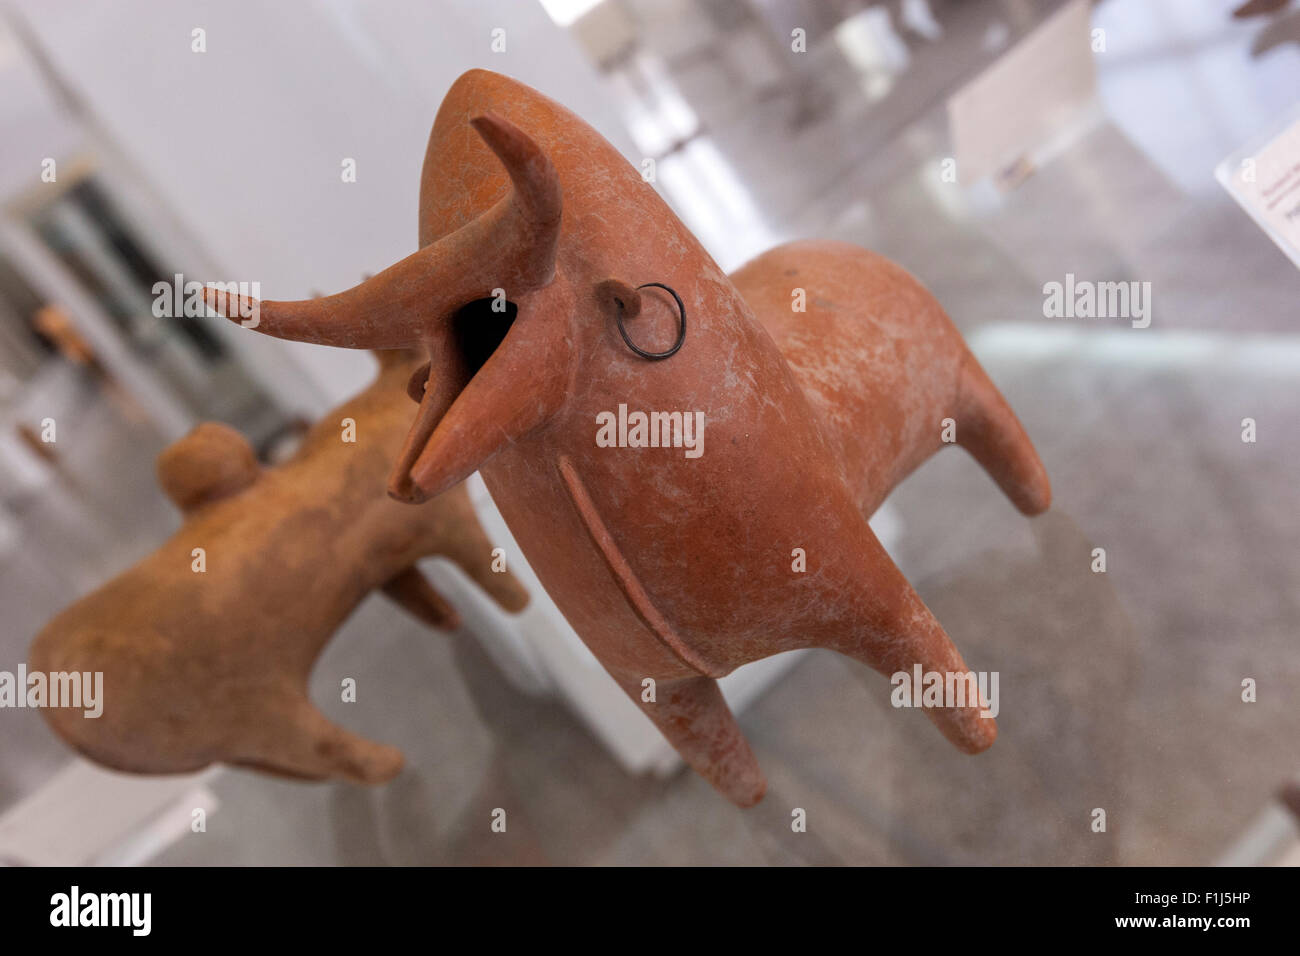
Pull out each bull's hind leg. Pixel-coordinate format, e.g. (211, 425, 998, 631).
(812, 516, 997, 754)
(954, 352, 1052, 516)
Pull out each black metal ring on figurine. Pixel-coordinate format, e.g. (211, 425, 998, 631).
(616, 282, 686, 360)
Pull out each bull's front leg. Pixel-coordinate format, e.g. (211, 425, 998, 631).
(612, 672, 767, 808)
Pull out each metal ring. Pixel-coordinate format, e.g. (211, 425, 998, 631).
(616, 282, 686, 360)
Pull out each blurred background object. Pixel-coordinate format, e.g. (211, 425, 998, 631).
(0, 0, 1297, 865)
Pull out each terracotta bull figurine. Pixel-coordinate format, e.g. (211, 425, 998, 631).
(29, 349, 528, 784)
(202, 69, 1051, 806)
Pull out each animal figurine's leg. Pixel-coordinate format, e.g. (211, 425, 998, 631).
(616, 674, 767, 807)
(424, 489, 532, 614)
(230, 688, 404, 784)
(955, 353, 1052, 516)
(813, 517, 997, 755)
(381, 566, 461, 630)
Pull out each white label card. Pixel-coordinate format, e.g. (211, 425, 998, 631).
(1217, 105, 1300, 271)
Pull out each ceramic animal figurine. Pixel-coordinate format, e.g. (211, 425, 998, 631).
(201, 69, 1050, 806)
(1233, 0, 1289, 18)
(29, 349, 528, 783)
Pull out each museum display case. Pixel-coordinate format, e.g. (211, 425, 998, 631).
(0, 0, 1296, 885)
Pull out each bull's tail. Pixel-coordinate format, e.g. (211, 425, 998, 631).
(954, 353, 1051, 515)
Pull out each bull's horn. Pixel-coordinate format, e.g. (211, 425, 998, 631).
(470, 112, 562, 233)
(201, 112, 562, 349)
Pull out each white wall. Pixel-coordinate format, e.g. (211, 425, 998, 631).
(9, 0, 636, 408)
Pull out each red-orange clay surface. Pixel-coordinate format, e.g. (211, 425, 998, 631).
(202, 70, 1051, 806)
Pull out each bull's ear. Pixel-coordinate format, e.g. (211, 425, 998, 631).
(595, 278, 640, 318)
(156, 423, 261, 513)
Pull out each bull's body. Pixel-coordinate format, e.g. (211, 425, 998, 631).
(205, 70, 1050, 805)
